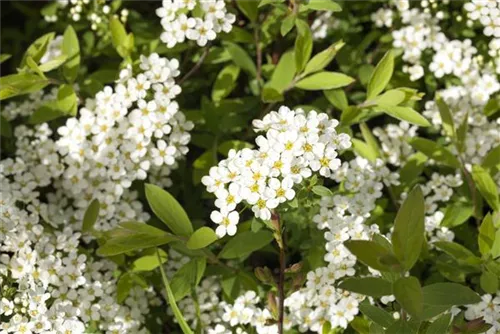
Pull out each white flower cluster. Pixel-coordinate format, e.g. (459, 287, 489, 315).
(202, 106, 351, 238)
(40, 36, 63, 65)
(311, 12, 335, 40)
(373, 121, 418, 167)
(156, 0, 236, 48)
(371, 8, 393, 28)
(465, 292, 500, 334)
(55, 53, 192, 231)
(44, 0, 128, 34)
(464, 0, 500, 38)
(2, 89, 58, 121)
(0, 179, 152, 334)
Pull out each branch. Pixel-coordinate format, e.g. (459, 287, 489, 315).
(178, 46, 211, 85)
(272, 212, 286, 334)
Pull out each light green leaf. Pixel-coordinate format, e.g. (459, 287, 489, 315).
(436, 96, 455, 139)
(303, 0, 341, 12)
(62, 25, 80, 82)
(20, 32, 55, 67)
(110, 16, 128, 57)
(224, 42, 257, 77)
(26, 56, 46, 79)
(219, 230, 274, 259)
(360, 123, 381, 160)
(324, 88, 348, 111)
(304, 40, 344, 76)
(0, 54, 11, 64)
(422, 283, 481, 306)
(265, 50, 296, 94)
(399, 152, 428, 186)
(311, 185, 333, 197)
(367, 50, 394, 99)
(187, 227, 218, 250)
(471, 165, 500, 211)
(434, 241, 482, 267)
(352, 138, 378, 162)
(379, 104, 431, 127)
(82, 199, 99, 233)
(0, 73, 50, 101)
(156, 249, 194, 334)
(482, 144, 500, 171)
(295, 71, 354, 90)
(281, 14, 296, 36)
(116, 273, 134, 303)
(294, 19, 313, 73)
(440, 202, 473, 228)
(132, 248, 168, 272)
(212, 64, 240, 101)
(391, 186, 425, 270)
(338, 277, 392, 297)
(409, 137, 461, 169)
(393, 276, 423, 319)
(374, 89, 406, 106)
(426, 313, 452, 334)
(456, 113, 469, 153)
(38, 54, 68, 72)
(0, 115, 12, 138)
(145, 183, 193, 236)
(57, 84, 77, 116)
(170, 258, 206, 301)
(479, 213, 495, 256)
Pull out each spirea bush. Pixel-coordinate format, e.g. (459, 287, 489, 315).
(1, 0, 500, 333)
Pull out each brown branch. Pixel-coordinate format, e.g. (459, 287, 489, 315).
(178, 46, 211, 85)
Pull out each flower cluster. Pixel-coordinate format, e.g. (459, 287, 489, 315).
(465, 292, 500, 333)
(55, 53, 192, 231)
(372, 121, 418, 167)
(202, 106, 351, 238)
(43, 0, 128, 35)
(156, 0, 236, 48)
(464, 0, 500, 38)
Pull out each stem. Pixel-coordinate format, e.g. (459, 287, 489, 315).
(178, 46, 210, 85)
(255, 27, 262, 83)
(272, 212, 286, 334)
(458, 155, 481, 224)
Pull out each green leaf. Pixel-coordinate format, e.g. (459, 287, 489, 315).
(38, 54, 68, 72)
(20, 32, 55, 67)
(360, 123, 381, 160)
(82, 199, 99, 233)
(264, 50, 296, 94)
(378, 104, 431, 127)
(352, 138, 378, 163)
(28, 101, 64, 124)
(219, 230, 274, 259)
(440, 202, 473, 228)
(434, 241, 482, 267)
(57, 84, 77, 116)
(156, 249, 194, 334)
(187, 227, 218, 250)
(281, 14, 296, 36)
(145, 183, 193, 236)
(110, 16, 128, 57)
(212, 64, 240, 101)
(170, 258, 206, 301)
(426, 313, 452, 334)
(373, 89, 406, 106)
(62, 25, 80, 82)
(0, 115, 12, 138)
(295, 71, 354, 90)
(324, 88, 348, 111)
(132, 248, 168, 272)
(224, 42, 257, 77)
(344, 240, 397, 272)
(359, 302, 395, 328)
(236, 0, 258, 22)
(116, 273, 134, 303)
(26, 56, 46, 79)
(97, 221, 177, 256)
(0, 54, 11, 64)
(399, 152, 428, 186)
(483, 96, 499, 117)
(478, 213, 495, 256)
(303, 0, 341, 12)
(409, 137, 461, 168)
(0, 73, 50, 101)
(311, 185, 333, 197)
(480, 270, 498, 294)
(367, 50, 394, 99)
(423, 283, 481, 307)
(482, 144, 500, 171)
(392, 186, 425, 270)
(385, 320, 418, 334)
(294, 19, 313, 73)
(456, 112, 469, 153)
(303, 40, 344, 76)
(471, 165, 500, 211)
(436, 96, 455, 139)
(338, 277, 392, 297)
(393, 276, 423, 319)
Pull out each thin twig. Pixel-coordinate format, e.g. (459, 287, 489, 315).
(178, 46, 211, 85)
(272, 212, 286, 334)
(255, 28, 262, 83)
